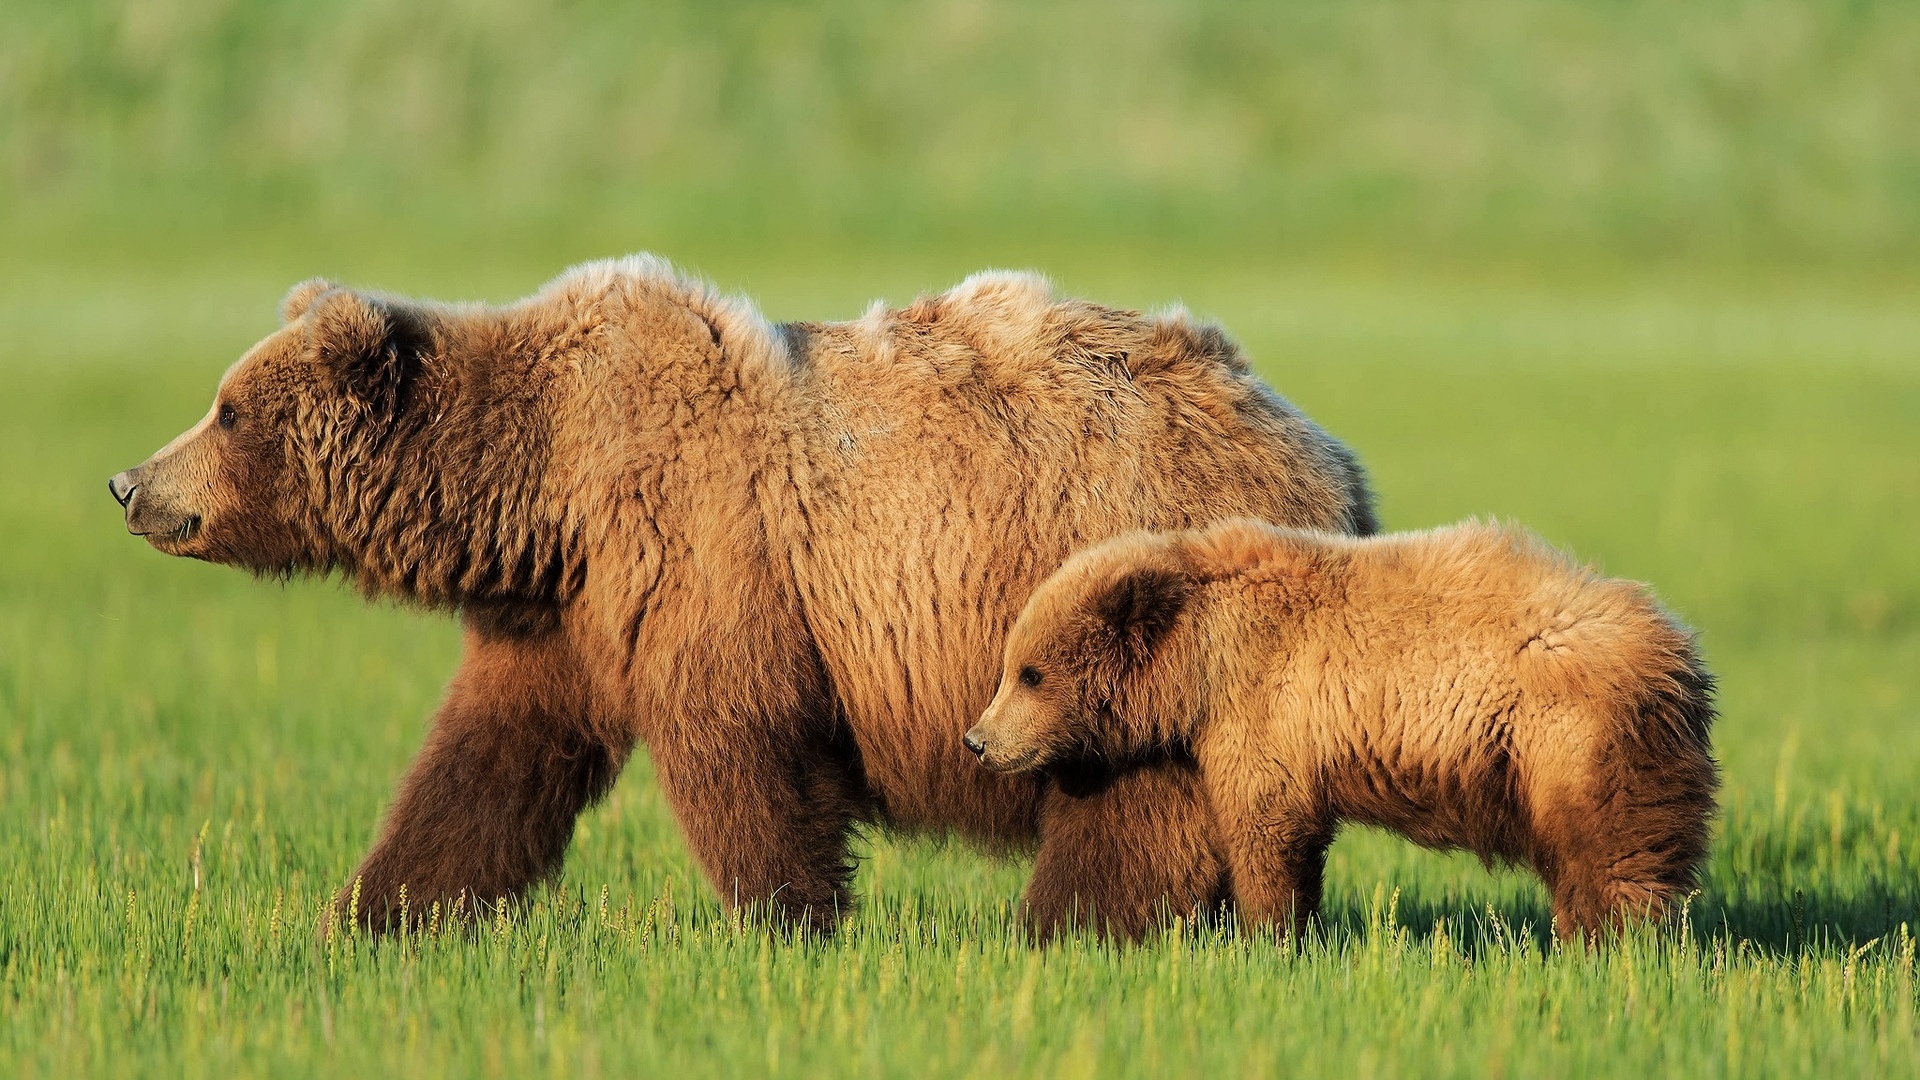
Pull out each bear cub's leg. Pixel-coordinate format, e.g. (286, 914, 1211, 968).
(1535, 825, 1696, 943)
(1529, 750, 1716, 942)
(1217, 792, 1333, 939)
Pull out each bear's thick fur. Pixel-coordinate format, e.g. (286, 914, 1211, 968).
(109, 257, 1375, 936)
(967, 519, 1717, 940)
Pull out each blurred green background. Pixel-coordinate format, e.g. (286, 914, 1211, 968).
(3, 2, 1918, 1075)
(7, 0, 1920, 268)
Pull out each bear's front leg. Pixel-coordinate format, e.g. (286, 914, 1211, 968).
(1024, 758, 1231, 941)
(645, 709, 869, 935)
(330, 619, 626, 934)
(1218, 797, 1332, 943)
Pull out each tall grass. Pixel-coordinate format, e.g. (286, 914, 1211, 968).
(3, 256, 1917, 1076)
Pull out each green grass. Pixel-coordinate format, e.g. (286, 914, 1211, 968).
(3, 0, 1919, 1072)
(1, 249, 1916, 1077)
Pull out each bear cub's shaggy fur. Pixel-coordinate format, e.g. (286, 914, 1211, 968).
(966, 519, 1718, 940)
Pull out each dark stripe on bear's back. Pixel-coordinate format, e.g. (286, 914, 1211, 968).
(776, 322, 815, 374)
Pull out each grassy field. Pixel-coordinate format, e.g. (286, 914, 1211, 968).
(1, 249, 1915, 1077)
(4, 0, 1919, 1075)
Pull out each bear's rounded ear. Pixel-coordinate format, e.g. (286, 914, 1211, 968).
(305, 289, 431, 420)
(281, 278, 340, 323)
(1093, 560, 1191, 667)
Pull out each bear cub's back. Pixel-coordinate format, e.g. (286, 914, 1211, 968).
(1201, 520, 1694, 718)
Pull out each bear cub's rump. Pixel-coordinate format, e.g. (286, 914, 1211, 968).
(966, 519, 1718, 941)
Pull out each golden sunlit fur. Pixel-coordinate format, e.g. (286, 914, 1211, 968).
(110, 258, 1376, 938)
(970, 519, 1718, 942)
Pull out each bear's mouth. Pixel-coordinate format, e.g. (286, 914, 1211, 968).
(981, 747, 1040, 773)
(138, 514, 202, 549)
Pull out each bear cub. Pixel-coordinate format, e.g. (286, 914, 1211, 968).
(965, 518, 1717, 941)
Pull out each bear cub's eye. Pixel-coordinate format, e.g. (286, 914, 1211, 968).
(1018, 666, 1043, 689)
(218, 403, 237, 430)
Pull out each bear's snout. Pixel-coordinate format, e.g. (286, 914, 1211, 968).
(964, 707, 1042, 773)
(110, 462, 203, 547)
(108, 470, 139, 509)
(962, 727, 988, 757)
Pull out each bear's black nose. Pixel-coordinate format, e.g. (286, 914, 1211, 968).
(108, 471, 139, 508)
(962, 729, 987, 757)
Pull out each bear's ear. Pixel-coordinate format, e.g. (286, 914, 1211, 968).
(305, 289, 431, 420)
(281, 278, 339, 323)
(1092, 561, 1191, 668)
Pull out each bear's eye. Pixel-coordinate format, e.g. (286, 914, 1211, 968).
(1018, 666, 1043, 689)
(217, 403, 237, 430)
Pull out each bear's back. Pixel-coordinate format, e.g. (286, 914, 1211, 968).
(785, 271, 1259, 423)
(1194, 522, 1704, 832)
(1190, 520, 1691, 711)
(1338, 524, 1667, 655)
(1335, 523, 1701, 736)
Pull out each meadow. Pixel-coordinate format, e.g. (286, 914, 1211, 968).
(2, 249, 1915, 1077)
(3, 1, 1919, 1076)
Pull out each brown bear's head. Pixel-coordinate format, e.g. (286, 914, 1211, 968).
(965, 532, 1196, 773)
(107, 279, 434, 579)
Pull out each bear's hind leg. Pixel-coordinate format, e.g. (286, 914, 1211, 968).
(1025, 759, 1229, 941)
(1533, 753, 1717, 943)
(1539, 834, 1696, 943)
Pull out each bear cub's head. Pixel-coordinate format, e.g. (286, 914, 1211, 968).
(966, 532, 1195, 773)
(107, 279, 431, 575)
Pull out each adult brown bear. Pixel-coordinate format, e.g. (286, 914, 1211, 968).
(107, 257, 1376, 937)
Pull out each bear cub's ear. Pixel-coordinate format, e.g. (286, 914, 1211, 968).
(303, 289, 432, 420)
(1093, 560, 1191, 666)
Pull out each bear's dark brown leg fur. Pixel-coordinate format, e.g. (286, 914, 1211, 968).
(332, 620, 625, 934)
(1534, 736, 1717, 942)
(645, 713, 869, 934)
(1025, 760, 1229, 940)
(1214, 795, 1332, 941)
(619, 572, 876, 934)
(1539, 798, 1714, 943)
(1226, 848, 1329, 940)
